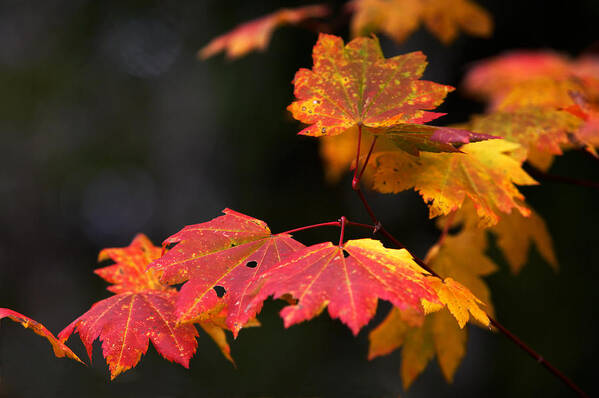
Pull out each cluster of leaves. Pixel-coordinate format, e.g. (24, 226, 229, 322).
(1, 1, 595, 394)
(3, 208, 490, 380)
(291, 33, 565, 387)
(463, 50, 599, 170)
(200, 0, 493, 60)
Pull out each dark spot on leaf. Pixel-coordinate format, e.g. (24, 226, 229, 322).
(342, 250, 350, 258)
(246, 260, 258, 268)
(214, 286, 226, 298)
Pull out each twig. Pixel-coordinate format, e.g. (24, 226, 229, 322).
(525, 164, 599, 189)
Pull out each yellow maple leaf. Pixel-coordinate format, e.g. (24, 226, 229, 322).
(468, 108, 582, 171)
(425, 228, 498, 316)
(368, 227, 496, 387)
(426, 276, 489, 328)
(445, 201, 558, 274)
(494, 78, 584, 111)
(373, 140, 537, 227)
(369, 307, 467, 388)
(432, 309, 467, 382)
(399, 319, 435, 388)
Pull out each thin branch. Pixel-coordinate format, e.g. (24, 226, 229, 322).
(367, 203, 587, 397)
(489, 319, 589, 398)
(355, 188, 379, 225)
(279, 221, 341, 235)
(296, 3, 353, 35)
(278, 219, 374, 236)
(525, 164, 599, 189)
(352, 124, 363, 190)
(358, 136, 378, 183)
(338, 216, 347, 247)
(437, 211, 456, 248)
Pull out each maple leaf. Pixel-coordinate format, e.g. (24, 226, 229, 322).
(564, 93, 599, 153)
(571, 55, 599, 102)
(287, 34, 453, 137)
(94, 233, 164, 294)
(468, 108, 582, 170)
(372, 123, 498, 156)
(288, 33, 496, 154)
(198, 5, 329, 60)
(350, 0, 422, 44)
(0, 308, 82, 363)
(494, 79, 585, 111)
(423, 276, 490, 328)
(420, 0, 493, 44)
(59, 290, 199, 379)
(463, 51, 599, 108)
(463, 51, 572, 103)
(369, 307, 465, 388)
(250, 238, 440, 335)
(148, 209, 304, 337)
(424, 227, 498, 316)
(350, 0, 492, 45)
(59, 234, 233, 379)
(444, 201, 558, 274)
(373, 140, 537, 227)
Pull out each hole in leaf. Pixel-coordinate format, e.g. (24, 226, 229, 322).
(213, 286, 226, 298)
(281, 293, 298, 305)
(447, 224, 463, 235)
(246, 260, 258, 268)
(342, 250, 350, 258)
(164, 242, 178, 251)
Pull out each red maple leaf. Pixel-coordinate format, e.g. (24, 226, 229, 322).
(59, 234, 216, 379)
(250, 239, 440, 335)
(149, 209, 304, 337)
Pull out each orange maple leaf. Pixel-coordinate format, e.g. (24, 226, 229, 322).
(350, 0, 492, 45)
(0, 308, 82, 363)
(199, 5, 329, 60)
(287, 33, 453, 137)
(288, 34, 494, 153)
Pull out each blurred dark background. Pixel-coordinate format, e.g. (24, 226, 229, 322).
(0, 0, 597, 397)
